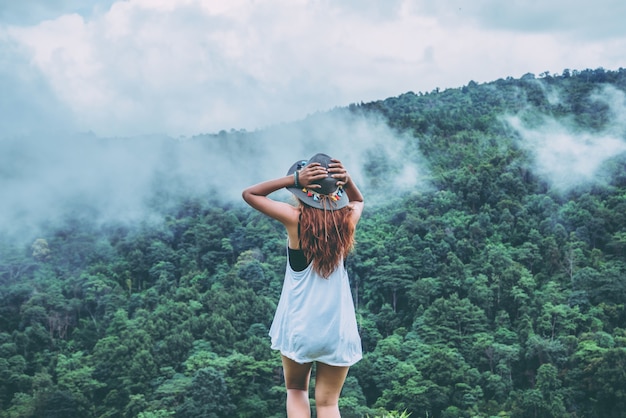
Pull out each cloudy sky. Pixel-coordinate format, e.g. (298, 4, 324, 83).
(2, 0, 626, 138)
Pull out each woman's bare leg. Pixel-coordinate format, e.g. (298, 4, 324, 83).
(281, 355, 313, 418)
(314, 362, 349, 418)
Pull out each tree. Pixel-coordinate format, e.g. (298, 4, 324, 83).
(176, 367, 235, 418)
(577, 347, 626, 416)
(55, 352, 103, 417)
(415, 294, 488, 356)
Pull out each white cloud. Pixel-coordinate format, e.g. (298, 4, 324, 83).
(0, 109, 429, 241)
(2, 0, 626, 137)
(8, 14, 105, 107)
(508, 85, 626, 190)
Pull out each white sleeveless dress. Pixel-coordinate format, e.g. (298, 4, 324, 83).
(269, 252, 362, 366)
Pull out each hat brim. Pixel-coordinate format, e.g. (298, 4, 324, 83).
(286, 185, 349, 210)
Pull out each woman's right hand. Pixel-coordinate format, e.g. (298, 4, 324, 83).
(328, 159, 350, 187)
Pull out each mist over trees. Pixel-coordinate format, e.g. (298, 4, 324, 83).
(2, 67, 626, 417)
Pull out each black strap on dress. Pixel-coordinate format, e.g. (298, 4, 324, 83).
(288, 213, 309, 271)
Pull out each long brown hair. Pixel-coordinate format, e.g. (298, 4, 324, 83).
(299, 202, 355, 278)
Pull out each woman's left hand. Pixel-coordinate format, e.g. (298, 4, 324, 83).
(328, 159, 350, 187)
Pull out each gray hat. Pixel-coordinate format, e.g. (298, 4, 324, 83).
(286, 153, 349, 210)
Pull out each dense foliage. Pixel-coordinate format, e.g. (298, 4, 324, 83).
(2, 67, 626, 417)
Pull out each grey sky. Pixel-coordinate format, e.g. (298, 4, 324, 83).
(0, 0, 117, 25)
(413, 1, 626, 38)
(1, 0, 625, 137)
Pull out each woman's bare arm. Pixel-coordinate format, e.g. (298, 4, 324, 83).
(241, 163, 329, 224)
(242, 175, 298, 225)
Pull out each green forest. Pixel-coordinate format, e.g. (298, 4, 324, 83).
(2, 67, 626, 417)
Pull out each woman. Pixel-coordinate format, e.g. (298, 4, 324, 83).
(242, 153, 364, 418)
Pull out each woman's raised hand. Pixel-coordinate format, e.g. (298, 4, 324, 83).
(328, 159, 350, 187)
(297, 162, 327, 189)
